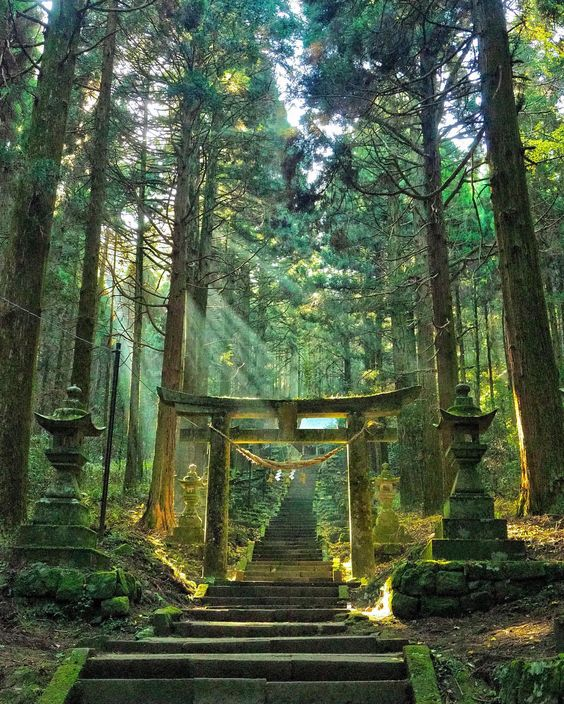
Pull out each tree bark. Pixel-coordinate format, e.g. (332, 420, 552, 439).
(483, 300, 496, 407)
(140, 97, 197, 531)
(0, 0, 86, 526)
(71, 0, 118, 404)
(123, 93, 148, 493)
(473, 0, 564, 514)
(454, 281, 467, 383)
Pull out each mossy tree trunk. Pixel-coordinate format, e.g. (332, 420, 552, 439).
(0, 0, 86, 526)
(473, 0, 564, 514)
(419, 42, 459, 493)
(124, 92, 148, 493)
(140, 98, 199, 531)
(71, 0, 118, 405)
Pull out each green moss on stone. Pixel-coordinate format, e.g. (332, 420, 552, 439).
(436, 570, 467, 596)
(152, 605, 183, 635)
(85, 570, 117, 600)
(500, 561, 546, 581)
(497, 657, 563, 704)
(100, 596, 129, 618)
(420, 595, 460, 617)
(404, 645, 442, 704)
(391, 591, 420, 619)
(14, 563, 62, 597)
(55, 569, 84, 602)
(38, 648, 89, 704)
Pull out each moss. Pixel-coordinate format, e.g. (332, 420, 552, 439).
(152, 605, 183, 635)
(404, 645, 442, 704)
(100, 596, 129, 618)
(497, 657, 563, 704)
(38, 648, 89, 704)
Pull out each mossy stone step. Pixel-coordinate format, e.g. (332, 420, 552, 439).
(173, 621, 348, 638)
(202, 597, 343, 607)
(83, 652, 406, 681)
(184, 608, 348, 622)
(77, 677, 411, 704)
(104, 635, 409, 655)
(207, 585, 340, 597)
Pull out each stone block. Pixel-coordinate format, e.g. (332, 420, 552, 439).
(444, 494, 494, 519)
(101, 596, 130, 618)
(113, 543, 134, 557)
(500, 561, 546, 581)
(85, 571, 117, 600)
(545, 562, 564, 581)
(31, 498, 91, 527)
(436, 570, 467, 596)
(152, 605, 183, 635)
(115, 569, 130, 597)
(14, 563, 61, 597)
(55, 569, 85, 601)
(465, 561, 503, 581)
(439, 518, 507, 540)
(420, 595, 460, 617)
(425, 538, 526, 561)
(391, 591, 420, 619)
(494, 580, 531, 603)
(17, 524, 98, 549)
(460, 590, 493, 612)
(390, 562, 410, 590)
(401, 565, 436, 596)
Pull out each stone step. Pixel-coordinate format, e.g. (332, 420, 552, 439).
(173, 621, 348, 638)
(183, 608, 347, 622)
(207, 585, 340, 598)
(76, 678, 411, 704)
(83, 652, 406, 681)
(247, 560, 328, 566)
(104, 635, 409, 655)
(201, 596, 343, 607)
(244, 568, 333, 579)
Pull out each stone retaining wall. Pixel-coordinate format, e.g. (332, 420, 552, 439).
(391, 560, 564, 619)
(13, 562, 142, 618)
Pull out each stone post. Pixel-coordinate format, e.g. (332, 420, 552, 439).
(203, 413, 230, 578)
(347, 412, 375, 578)
(170, 464, 206, 545)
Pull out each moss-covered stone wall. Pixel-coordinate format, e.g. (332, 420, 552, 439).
(391, 560, 564, 619)
(13, 562, 142, 618)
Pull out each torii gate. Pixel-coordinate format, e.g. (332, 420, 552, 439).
(159, 385, 421, 579)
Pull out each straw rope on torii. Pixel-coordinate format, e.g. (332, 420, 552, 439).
(209, 422, 372, 471)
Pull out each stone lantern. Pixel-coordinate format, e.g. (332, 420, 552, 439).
(171, 464, 207, 545)
(373, 463, 407, 559)
(424, 383, 525, 560)
(13, 386, 110, 568)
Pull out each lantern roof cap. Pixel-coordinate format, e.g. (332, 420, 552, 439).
(35, 386, 105, 436)
(438, 384, 497, 431)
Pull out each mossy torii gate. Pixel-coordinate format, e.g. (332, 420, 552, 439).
(159, 386, 420, 579)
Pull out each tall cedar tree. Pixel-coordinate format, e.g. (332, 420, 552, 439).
(0, 0, 86, 525)
(473, 0, 564, 513)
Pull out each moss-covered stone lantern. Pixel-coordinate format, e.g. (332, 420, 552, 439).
(13, 386, 111, 568)
(424, 384, 525, 560)
(170, 464, 207, 545)
(373, 463, 409, 560)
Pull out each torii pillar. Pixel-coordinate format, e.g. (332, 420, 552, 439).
(203, 413, 230, 578)
(347, 412, 375, 578)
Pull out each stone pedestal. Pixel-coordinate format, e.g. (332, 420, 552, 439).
(12, 386, 111, 569)
(424, 385, 525, 561)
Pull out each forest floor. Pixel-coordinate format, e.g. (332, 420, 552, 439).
(0, 500, 562, 704)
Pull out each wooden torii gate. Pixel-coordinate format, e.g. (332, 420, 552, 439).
(159, 385, 421, 579)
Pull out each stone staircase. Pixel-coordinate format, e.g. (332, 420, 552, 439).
(244, 470, 333, 582)
(44, 474, 439, 703)
(70, 579, 413, 703)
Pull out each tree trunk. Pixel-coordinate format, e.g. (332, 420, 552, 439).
(454, 281, 467, 383)
(71, 1, 118, 404)
(0, 0, 86, 526)
(140, 98, 197, 531)
(473, 0, 564, 514)
(123, 93, 148, 493)
(473, 280, 481, 406)
(419, 49, 459, 416)
(484, 300, 496, 407)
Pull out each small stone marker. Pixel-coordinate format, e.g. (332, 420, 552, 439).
(424, 384, 525, 561)
(12, 386, 111, 568)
